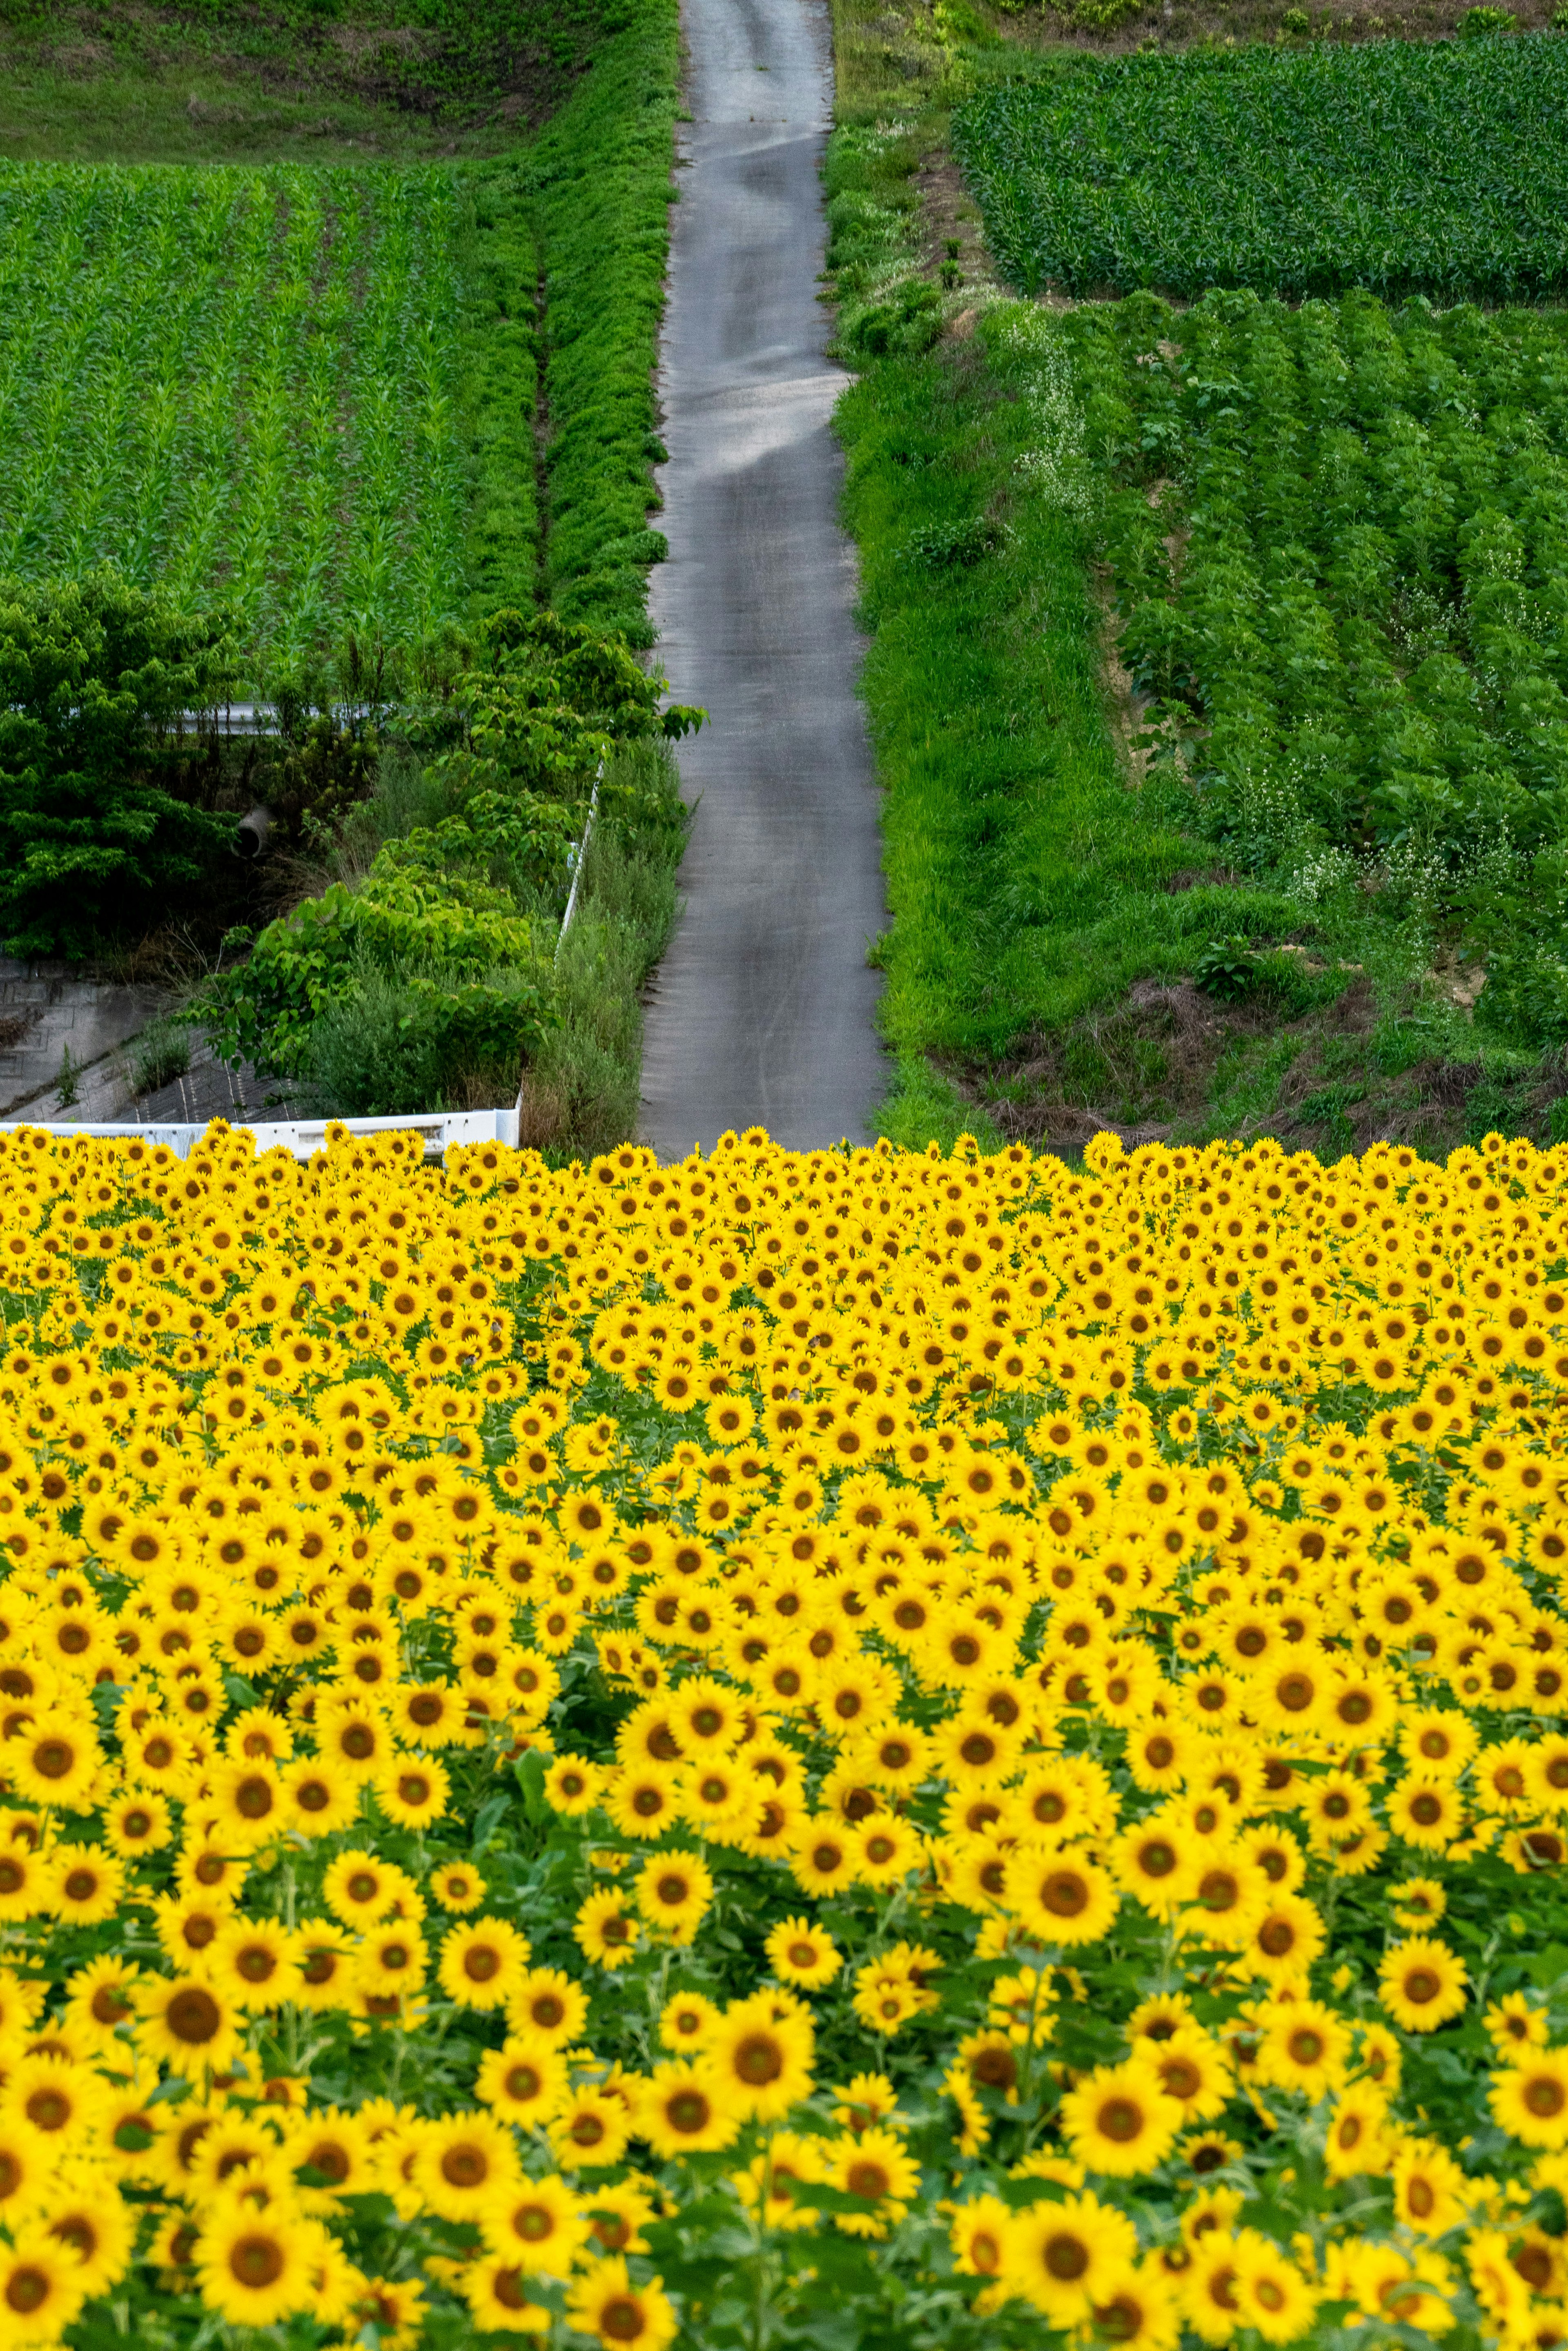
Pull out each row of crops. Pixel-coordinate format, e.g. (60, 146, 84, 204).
(0, 163, 469, 687)
(953, 36, 1568, 302)
(1072, 289, 1568, 902)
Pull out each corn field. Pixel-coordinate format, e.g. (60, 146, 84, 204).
(0, 163, 470, 685)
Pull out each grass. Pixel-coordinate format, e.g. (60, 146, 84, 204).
(0, 0, 615, 165)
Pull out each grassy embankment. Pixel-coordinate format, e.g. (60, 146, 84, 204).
(0, 0, 685, 1149)
(828, 0, 1568, 1160)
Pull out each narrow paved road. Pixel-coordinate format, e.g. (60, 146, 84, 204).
(639, 0, 886, 1158)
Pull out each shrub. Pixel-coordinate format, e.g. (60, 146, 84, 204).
(0, 569, 238, 957)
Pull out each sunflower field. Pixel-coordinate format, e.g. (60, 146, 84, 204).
(0, 1119, 1567, 2351)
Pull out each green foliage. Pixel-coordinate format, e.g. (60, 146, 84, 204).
(848, 275, 945, 359)
(1458, 5, 1517, 31)
(955, 38, 1568, 301)
(524, 0, 680, 648)
(203, 613, 698, 1095)
(1068, 287, 1568, 1045)
(203, 861, 546, 1078)
(0, 568, 238, 957)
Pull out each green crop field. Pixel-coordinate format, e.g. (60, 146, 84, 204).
(0, 162, 468, 686)
(1071, 287, 1568, 1031)
(953, 36, 1568, 301)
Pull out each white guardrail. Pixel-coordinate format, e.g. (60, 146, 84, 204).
(0, 1109, 522, 1162)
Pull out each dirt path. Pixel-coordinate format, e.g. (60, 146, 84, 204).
(639, 0, 886, 1157)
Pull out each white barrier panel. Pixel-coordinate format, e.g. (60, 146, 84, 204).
(0, 1107, 522, 1161)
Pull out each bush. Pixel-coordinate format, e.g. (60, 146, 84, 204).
(0, 569, 238, 957)
(1457, 5, 1516, 30)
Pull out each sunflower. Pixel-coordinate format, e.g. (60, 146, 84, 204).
(212, 1917, 302, 2013)
(544, 1754, 604, 1816)
(0, 2055, 110, 2150)
(1150, 2026, 1234, 2125)
(437, 1919, 532, 2010)
(1323, 2084, 1390, 2181)
(1379, 1937, 1467, 2033)
(1253, 2000, 1350, 2102)
(481, 2173, 588, 2278)
(282, 1758, 362, 1837)
(828, 2124, 922, 2238)
(1183, 2229, 1246, 2346)
(290, 2110, 375, 2197)
(41, 2179, 134, 2296)
(1232, 2237, 1318, 2346)
(765, 1916, 842, 1990)
(1388, 1777, 1465, 1852)
(634, 1850, 715, 1946)
(458, 2249, 550, 2335)
(1492, 2050, 1568, 2150)
(549, 2088, 633, 2173)
(63, 1955, 140, 2054)
(1002, 2189, 1139, 2321)
(475, 2034, 570, 2128)
(509, 1967, 590, 2046)
(102, 1788, 172, 1859)
(710, 1992, 815, 2122)
(583, 2180, 658, 2257)
(8, 1714, 99, 1810)
(411, 2112, 520, 2222)
(196, 2210, 325, 2329)
(564, 2256, 679, 2351)
(659, 1992, 721, 2051)
(1240, 1894, 1326, 1986)
(637, 2061, 741, 2159)
(574, 1890, 641, 1971)
(353, 2278, 428, 2351)
(948, 2194, 1012, 2280)
(0, 2232, 90, 2342)
(1391, 2137, 1471, 2234)
(135, 1976, 243, 2078)
(49, 1846, 124, 1928)
(1016, 1850, 1120, 1947)
(293, 1931, 357, 2013)
(374, 1756, 452, 1832)
(1060, 2058, 1183, 2179)
(431, 1863, 488, 1913)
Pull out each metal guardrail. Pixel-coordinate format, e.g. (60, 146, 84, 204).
(0, 1108, 521, 1161)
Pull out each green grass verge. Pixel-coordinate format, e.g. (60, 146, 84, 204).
(526, 0, 677, 648)
(834, 283, 1292, 1048)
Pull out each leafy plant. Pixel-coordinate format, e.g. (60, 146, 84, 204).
(1194, 933, 1261, 997)
(1458, 6, 1517, 31)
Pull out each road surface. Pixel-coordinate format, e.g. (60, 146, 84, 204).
(639, 0, 886, 1157)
